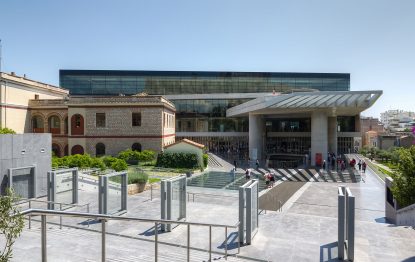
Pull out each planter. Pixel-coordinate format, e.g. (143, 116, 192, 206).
(128, 182, 147, 195)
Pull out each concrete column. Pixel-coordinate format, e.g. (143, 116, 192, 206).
(328, 117, 338, 155)
(249, 113, 264, 161)
(311, 111, 328, 166)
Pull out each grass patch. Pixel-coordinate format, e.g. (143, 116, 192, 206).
(148, 178, 161, 184)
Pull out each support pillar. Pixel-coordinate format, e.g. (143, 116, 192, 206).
(249, 113, 264, 161)
(328, 117, 338, 155)
(311, 111, 328, 166)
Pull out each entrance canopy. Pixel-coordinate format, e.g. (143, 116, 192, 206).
(227, 90, 382, 117)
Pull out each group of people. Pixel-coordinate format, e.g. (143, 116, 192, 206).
(322, 153, 367, 173)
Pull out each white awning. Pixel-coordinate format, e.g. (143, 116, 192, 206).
(226, 90, 382, 117)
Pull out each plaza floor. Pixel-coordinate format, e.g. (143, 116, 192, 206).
(4, 157, 415, 261)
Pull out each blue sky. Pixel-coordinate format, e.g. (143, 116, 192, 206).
(0, 0, 414, 117)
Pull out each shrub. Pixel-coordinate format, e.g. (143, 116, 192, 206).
(90, 157, 106, 170)
(137, 150, 156, 162)
(102, 156, 118, 168)
(117, 149, 136, 162)
(128, 172, 148, 184)
(203, 153, 208, 168)
(156, 152, 199, 169)
(0, 189, 25, 261)
(0, 127, 16, 134)
(111, 159, 128, 171)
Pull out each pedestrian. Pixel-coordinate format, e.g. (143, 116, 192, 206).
(358, 160, 362, 171)
(234, 159, 237, 169)
(362, 162, 367, 173)
(245, 169, 251, 180)
(256, 159, 259, 170)
(270, 172, 275, 187)
(322, 160, 326, 170)
(265, 173, 270, 188)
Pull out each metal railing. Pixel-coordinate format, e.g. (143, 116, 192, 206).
(19, 209, 240, 262)
(16, 199, 90, 229)
(186, 192, 239, 202)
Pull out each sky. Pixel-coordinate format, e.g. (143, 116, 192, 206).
(0, 0, 414, 118)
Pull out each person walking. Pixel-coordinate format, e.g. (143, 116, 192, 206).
(362, 162, 367, 173)
(256, 159, 260, 170)
(245, 169, 251, 180)
(322, 160, 326, 170)
(234, 159, 237, 169)
(358, 160, 362, 171)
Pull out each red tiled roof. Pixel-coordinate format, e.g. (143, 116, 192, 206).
(164, 139, 205, 149)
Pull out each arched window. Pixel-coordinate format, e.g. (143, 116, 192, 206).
(71, 145, 84, 155)
(52, 143, 61, 157)
(95, 143, 106, 157)
(132, 143, 142, 152)
(48, 115, 61, 134)
(71, 114, 84, 135)
(32, 116, 44, 133)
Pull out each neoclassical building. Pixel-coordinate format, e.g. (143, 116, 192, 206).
(28, 96, 176, 157)
(1, 71, 176, 157)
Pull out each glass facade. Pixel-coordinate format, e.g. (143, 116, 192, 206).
(60, 70, 350, 96)
(175, 99, 250, 132)
(59, 70, 354, 160)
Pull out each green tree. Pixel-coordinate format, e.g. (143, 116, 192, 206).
(0, 128, 16, 134)
(0, 189, 25, 261)
(390, 146, 415, 208)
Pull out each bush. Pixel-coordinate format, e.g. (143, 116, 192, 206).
(203, 153, 208, 168)
(0, 127, 16, 134)
(117, 149, 136, 162)
(128, 172, 148, 184)
(90, 157, 106, 170)
(52, 154, 106, 170)
(102, 156, 118, 168)
(117, 149, 156, 164)
(156, 152, 199, 169)
(111, 159, 128, 171)
(137, 150, 156, 162)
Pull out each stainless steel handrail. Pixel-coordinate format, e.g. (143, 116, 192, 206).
(19, 209, 240, 262)
(187, 192, 239, 202)
(16, 199, 90, 229)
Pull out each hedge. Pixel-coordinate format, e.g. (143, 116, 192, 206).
(117, 149, 156, 164)
(156, 152, 200, 169)
(52, 154, 106, 170)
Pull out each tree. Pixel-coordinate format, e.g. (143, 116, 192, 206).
(390, 146, 415, 208)
(0, 189, 25, 261)
(0, 128, 16, 134)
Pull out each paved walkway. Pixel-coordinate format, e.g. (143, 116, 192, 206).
(5, 157, 415, 261)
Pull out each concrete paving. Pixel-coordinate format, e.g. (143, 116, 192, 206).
(4, 159, 415, 261)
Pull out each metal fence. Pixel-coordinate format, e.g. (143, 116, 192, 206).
(18, 208, 240, 262)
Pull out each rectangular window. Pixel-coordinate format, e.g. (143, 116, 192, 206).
(96, 113, 106, 127)
(132, 113, 141, 126)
